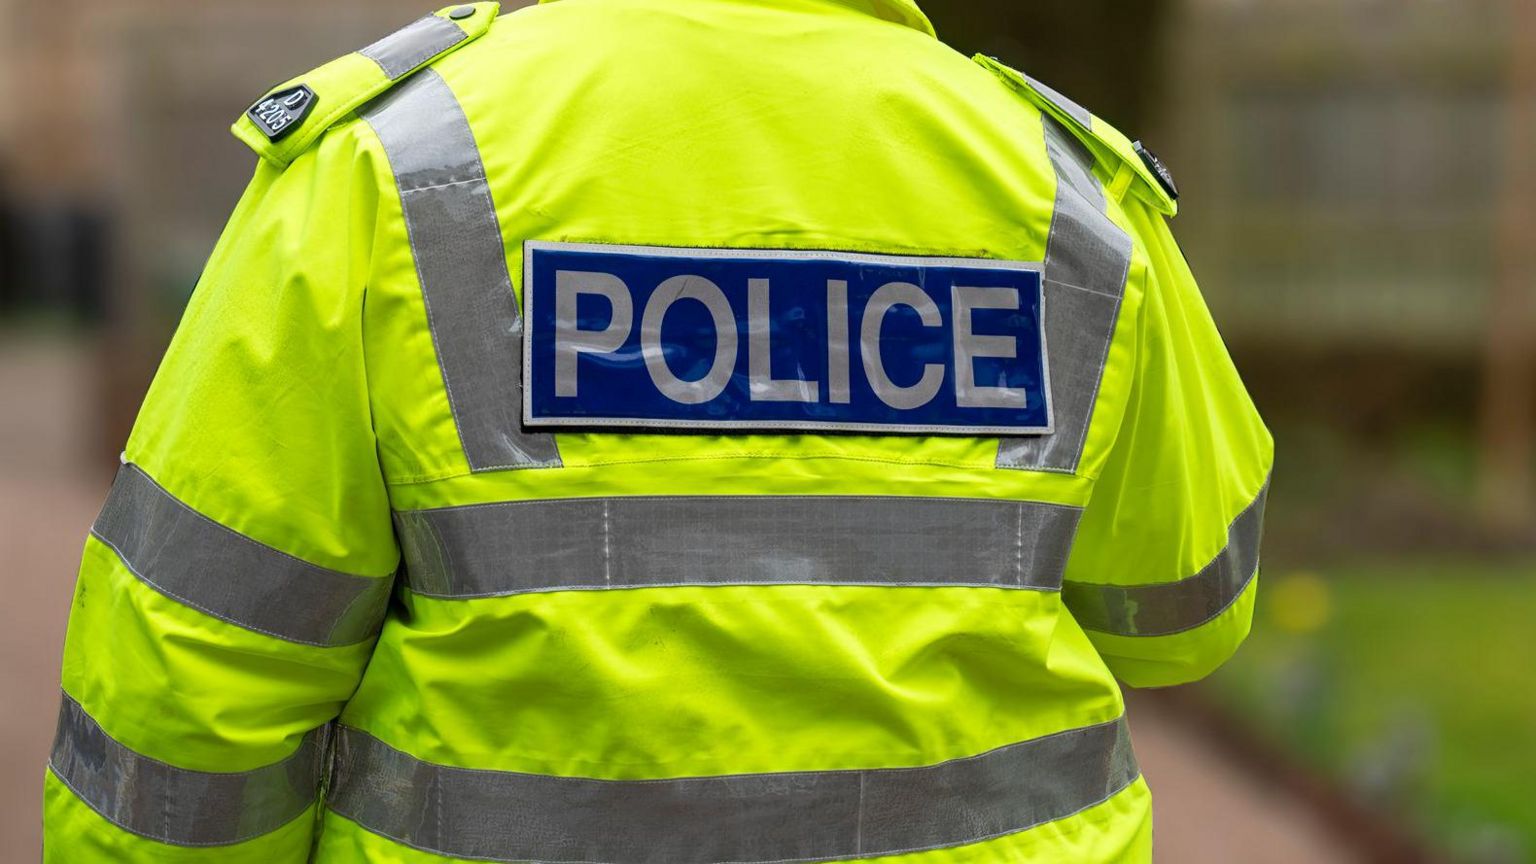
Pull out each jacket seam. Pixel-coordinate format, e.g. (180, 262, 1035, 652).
(384, 451, 1085, 486)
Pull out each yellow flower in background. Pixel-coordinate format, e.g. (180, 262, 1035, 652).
(1270, 572, 1334, 634)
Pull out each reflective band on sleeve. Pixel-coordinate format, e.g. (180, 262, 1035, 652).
(362, 69, 560, 471)
(998, 117, 1133, 474)
(48, 693, 327, 847)
(395, 495, 1083, 598)
(358, 14, 470, 80)
(1064, 479, 1270, 636)
(91, 464, 393, 647)
(327, 717, 1138, 863)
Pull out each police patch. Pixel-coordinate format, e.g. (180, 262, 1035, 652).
(522, 242, 1052, 436)
(247, 85, 317, 141)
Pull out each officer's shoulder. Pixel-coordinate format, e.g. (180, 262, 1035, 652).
(972, 55, 1179, 217)
(232, 3, 500, 169)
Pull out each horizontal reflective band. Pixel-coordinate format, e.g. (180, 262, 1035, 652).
(396, 496, 1083, 598)
(92, 464, 393, 647)
(358, 13, 469, 80)
(1064, 479, 1270, 636)
(49, 693, 326, 847)
(328, 718, 1138, 863)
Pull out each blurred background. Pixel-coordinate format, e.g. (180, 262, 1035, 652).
(0, 0, 1532, 860)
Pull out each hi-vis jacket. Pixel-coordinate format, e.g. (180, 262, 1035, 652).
(44, 1, 1274, 861)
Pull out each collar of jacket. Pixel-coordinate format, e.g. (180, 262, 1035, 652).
(535, 0, 936, 37)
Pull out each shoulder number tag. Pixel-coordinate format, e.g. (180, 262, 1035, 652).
(1133, 141, 1179, 202)
(522, 242, 1052, 436)
(247, 85, 317, 141)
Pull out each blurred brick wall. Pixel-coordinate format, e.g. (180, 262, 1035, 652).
(3, 0, 496, 195)
(0, 0, 11, 163)
(1, 1, 534, 458)
(1167, 0, 1511, 354)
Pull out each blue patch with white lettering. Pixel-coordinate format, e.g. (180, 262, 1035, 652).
(522, 242, 1052, 436)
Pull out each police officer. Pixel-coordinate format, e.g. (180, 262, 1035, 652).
(44, 1, 1273, 861)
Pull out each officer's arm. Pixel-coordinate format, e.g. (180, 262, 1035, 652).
(43, 125, 396, 861)
(1063, 201, 1275, 689)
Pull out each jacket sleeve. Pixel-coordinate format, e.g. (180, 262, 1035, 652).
(43, 124, 398, 862)
(1062, 198, 1275, 689)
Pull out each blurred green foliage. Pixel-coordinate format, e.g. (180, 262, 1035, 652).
(1209, 564, 1536, 863)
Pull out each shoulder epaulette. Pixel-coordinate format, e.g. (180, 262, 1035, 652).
(973, 55, 1180, 217)
(232, 3, 499, 168)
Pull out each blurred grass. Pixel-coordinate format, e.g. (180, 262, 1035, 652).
(1207, 563, 1536, 862)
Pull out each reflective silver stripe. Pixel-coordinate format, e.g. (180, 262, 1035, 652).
(998, 117, 1133, 473)
(328, 718, 1138, 863)
(91, 464, 392, 647)
(48, 693, 326, 847)
(362, 69, 560, 471)
(395, 496, 1082, 598)
(359, 14, 469, 80)
(1025, 74, 1094, 130)
(1064, 479, 1270, 637)
(1043, 115, 1105, 213)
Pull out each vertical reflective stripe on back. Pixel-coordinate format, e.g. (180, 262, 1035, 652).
(326, 717, 1138, 863)
(359, 14, 470, 80)
(49, 694, 327, 846)
(998, 117, 1134, 473)
(362, 69, 561, 471)
(1042, 117, 1105, 213)
(1024, 75, 1094, 130)
(1064, 478, 1271, 636)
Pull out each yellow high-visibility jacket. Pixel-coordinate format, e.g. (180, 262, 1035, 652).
(44, 1, 1274, 861)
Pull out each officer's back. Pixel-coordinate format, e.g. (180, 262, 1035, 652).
(44, 1, 1274, 862)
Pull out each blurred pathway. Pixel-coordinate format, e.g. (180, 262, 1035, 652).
(0, 334, 109, 861)
(0, 336, 1359, 862)
(1128, 690, 1357, 862)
